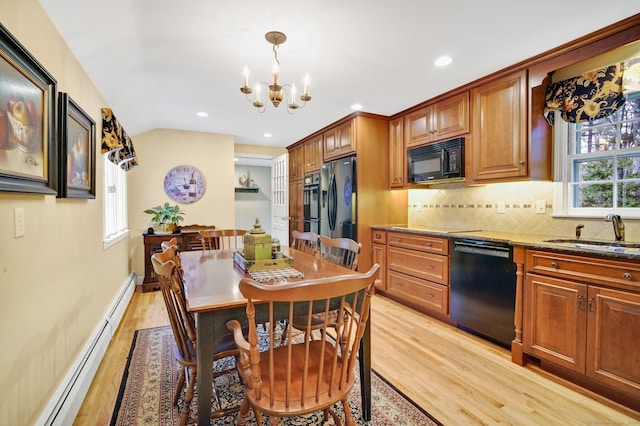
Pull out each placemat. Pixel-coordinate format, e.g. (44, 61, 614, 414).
(248, 267, 304, 282)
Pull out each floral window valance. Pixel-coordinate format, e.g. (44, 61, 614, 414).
(544, 57, 640, 126)
(101, 108, 138, 171)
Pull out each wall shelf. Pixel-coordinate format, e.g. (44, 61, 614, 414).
(235, 187, 259, 193)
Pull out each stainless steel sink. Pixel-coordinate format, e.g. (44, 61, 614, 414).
(543, 239, 640, 248)
(543, 238, 640, 253)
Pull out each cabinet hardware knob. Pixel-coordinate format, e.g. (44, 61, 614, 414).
(623, 272, 632, 280)
(588, 297, 594, 312)
(550, 261, 558, 268)
(519, 160, 525, 165)
(578, 295, 583, 310)
(425, 243, 432, 247)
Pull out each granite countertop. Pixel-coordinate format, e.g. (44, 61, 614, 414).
(372, 224, 640, 261)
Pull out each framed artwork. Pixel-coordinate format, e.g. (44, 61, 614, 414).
(57, 93, 95, 198)
(0, 24, 57, 195)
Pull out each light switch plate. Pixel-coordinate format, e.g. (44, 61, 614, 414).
(416, 201, 422, 212)
(497, 201, 505, 214)
(14, 207, 25, 238)
(535, 200, 546, 214)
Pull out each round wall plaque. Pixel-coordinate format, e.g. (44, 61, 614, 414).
(164, 165, 206, 204)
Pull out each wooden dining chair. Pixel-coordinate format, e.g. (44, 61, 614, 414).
(198, 229, 221, 250)
(318, 235, 362, 271)
(287, 236, 363, 341)
(290, 230, 319, 255)
(227, 264, 379, 426)
(220, 228, 247, 250)
(151, 251, 241, 425)
(160, 238, 182, 271)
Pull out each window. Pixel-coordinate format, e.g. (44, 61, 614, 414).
(553, 93, 640, 217)
(103, 154, 129, 247)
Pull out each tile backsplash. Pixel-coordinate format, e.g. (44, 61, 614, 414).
(408, 181, 639, 241)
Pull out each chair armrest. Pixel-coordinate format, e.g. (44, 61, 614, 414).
(226, 320, 250, 352)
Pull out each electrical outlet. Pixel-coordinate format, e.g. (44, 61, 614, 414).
(14, 207, 25, 238)
(497, 201, 505, 214)
(416, 201, 422, 212)
(535, 200, 546, 214)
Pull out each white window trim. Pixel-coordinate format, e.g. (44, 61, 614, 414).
(103, 154, 130, 248)
(552, 111, 640, 219)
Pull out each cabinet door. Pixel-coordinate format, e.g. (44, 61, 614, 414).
(470, 70, 527, 182)
(524, 273, 587, 373)
(304, 135, 323, 173)
(434, 91, 469, 139)
(587, 286, 640, 398)
(372, 243, 386, 291)
(288, 179, 304, 236)
(388, 117, 404, 188)
(324, 119, 356, 161)
(288, 144, 304, 181)
(404, 105, 434, 148)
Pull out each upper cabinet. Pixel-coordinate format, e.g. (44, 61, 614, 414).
(288, 143, 304, 181)
(324, 118, 356, 161)
(303, 135, 323, 173)
(388, 117, 404, 188)
(404, 91, 469, 148)
(468, 70, 528, 183)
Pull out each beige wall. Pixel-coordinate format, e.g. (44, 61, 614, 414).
(128, 129, 236, 278)
(0, 1, 129, 424)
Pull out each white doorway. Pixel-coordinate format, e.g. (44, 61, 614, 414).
(271, 153, 289, 246)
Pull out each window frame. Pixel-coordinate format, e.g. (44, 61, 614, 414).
(103, 154, 129, 248)
(552, 98, 640, 219)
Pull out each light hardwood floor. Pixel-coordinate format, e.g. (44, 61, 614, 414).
(74, 291, 640, 425)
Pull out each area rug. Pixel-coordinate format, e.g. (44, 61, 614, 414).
(111, 325, 441, 425)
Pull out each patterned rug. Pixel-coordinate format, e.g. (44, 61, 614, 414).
(110, 325, 442, 425)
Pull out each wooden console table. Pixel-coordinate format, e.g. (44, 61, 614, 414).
(140, 224, 215, 292)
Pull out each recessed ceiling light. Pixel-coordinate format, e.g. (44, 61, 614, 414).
(351, 103, 363, 111)
(434, 56, 453, 67)
(196, 111, 208, 117)
(264, 133, 272, 138)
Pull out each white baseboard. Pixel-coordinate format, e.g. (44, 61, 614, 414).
(35, 273, 137, 426)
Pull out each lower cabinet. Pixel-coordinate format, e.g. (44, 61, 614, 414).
(371, 229, 387, 291)
(523, 250, 640, 405)
(383, 231, 449, 317)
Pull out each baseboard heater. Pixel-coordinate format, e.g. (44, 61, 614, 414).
(35, 273, 137, 426)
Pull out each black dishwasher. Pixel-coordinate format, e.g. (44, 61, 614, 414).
(450, 239, 516, 348)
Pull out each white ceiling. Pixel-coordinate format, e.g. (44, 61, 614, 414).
(39, 1, 640, 148)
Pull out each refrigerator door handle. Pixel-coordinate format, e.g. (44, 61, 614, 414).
(328, 173, 337, 232)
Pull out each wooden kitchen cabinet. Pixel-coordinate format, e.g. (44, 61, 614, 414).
(388, 117, 404, 188)
(323, 118, 356, 161)
(468, 70, 528, 182)
(303, 135, 323, 173)
(404, 91, 469, 148)
(288, 179, 304, 235)
(288, 143, 304, 181)
(523, 250, 640, 405)
(371, 229, 387, 291)
(384, 231, 450, 317)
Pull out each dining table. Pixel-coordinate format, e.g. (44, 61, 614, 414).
(180, 246, 374, 425)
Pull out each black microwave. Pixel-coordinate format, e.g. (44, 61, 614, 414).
(407, 137, 464, 184)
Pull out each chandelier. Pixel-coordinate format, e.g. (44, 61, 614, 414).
(240, 31, 311, 113)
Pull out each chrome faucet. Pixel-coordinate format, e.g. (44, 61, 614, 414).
(604, 213, 625, 242)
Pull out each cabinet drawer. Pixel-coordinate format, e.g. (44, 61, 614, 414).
(387, 270, 448, 315)
(387, 232, 449, 255)
(527, 250, 640, 291)
(387, 246, 448, 284)
(372, 229, 386, 244)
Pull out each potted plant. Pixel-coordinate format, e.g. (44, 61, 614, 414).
(144, 202, 185, 234)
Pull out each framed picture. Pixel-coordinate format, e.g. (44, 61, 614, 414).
(0, 23, 57, 195)
(57, 93, 95, 198)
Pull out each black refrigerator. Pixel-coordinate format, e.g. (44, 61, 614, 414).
(320, 156, 357, 241)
